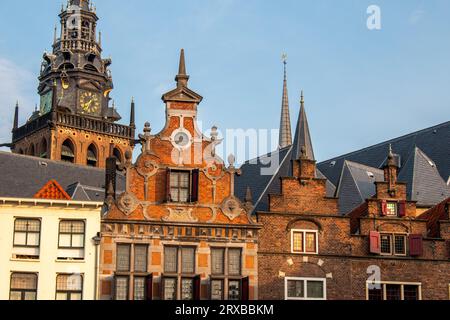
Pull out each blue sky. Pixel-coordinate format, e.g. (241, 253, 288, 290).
(0, 0, 449, 163)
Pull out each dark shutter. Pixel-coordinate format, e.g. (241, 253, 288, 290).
(241, 277, 250, 301)
(446, 241, 450, 259)
(166, 168, 171, 202)
(409, 234, 424, 257)
(146, 274, 153, 301)
(105, 157, 117, 198)
(193, 275, 201, 300)
(369, 231, 381, 254)
(398, 201, 406, 217)
(380, 200, 387, 216)
(190, 169, 199, 202)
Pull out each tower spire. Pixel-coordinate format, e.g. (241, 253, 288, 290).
(279, 54, 292, 149)
(292, 91, 315, 161)
(130, 97, 136, 128)
(175, 49, 189, 88)
(13, 101, 19, 130)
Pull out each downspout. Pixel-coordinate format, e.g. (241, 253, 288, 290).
(92, 233, 102, 300)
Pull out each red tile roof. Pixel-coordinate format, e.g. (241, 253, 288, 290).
(34, 180, 72, 200)
(418, 197, 450, 238)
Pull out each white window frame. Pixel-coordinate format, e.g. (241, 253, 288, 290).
(284, 277, 327, 300)
(290, 229, 319, 255)
(365, 281, 422, 300)
(380, 233, 407, 257)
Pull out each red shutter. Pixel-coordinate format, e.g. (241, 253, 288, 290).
(146, 274, 153, 301)
(398, 201, 406, 217)
(381, 200, 387, 216)
(241, 277, 250, 301)
(369, 231, 381, 254)
(193, 275, 201, 300)
(166, 168, 171, 202)
(409, 234, 423, 257)
(190, 169, 199, 202)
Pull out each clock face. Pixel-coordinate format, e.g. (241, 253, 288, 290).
(171, 129, 192, 149)
(40, 91, 53, 115)
(80, 91, 101, 114)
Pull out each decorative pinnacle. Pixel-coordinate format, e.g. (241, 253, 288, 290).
(300, 90, 304, 105)
(175, 49, 189, 88)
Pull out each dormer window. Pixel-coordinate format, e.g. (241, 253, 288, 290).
(166, 169, 199, 203)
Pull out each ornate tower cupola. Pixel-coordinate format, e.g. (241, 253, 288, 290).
(10, 1, 135, 168)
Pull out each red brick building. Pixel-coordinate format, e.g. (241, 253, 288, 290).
(255, 96, 450, 300)
(99, 50, 260, 300)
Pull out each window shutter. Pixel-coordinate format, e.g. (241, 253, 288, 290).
(380, 200, 387, 216)
(241, 277, 250, 301)
(409, 234, 424, 257)
(190, 169, 199, 202)
(446, 241, 450, 259)
(398, 201, 406, 217)
(146, 274, 153, 301)
(369, 231, 381, 254)
(166, 168, 171, 202)
(193, 275, 201, 300)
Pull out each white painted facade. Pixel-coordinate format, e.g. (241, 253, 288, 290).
(0, 198, 102, 300)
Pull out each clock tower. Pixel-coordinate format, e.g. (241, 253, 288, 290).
(11, 0, 135, 168)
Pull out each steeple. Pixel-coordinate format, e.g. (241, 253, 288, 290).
(175, 49, 190, 88)
(292, 91, 315, 161)
(69, 0, 91, 11)
(13, 101, 19, 131)
(130, 97, 136, 128)
(279, 55, 292, 149)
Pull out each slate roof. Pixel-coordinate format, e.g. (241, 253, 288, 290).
(335, 161, 384, 215)
(0, 151, 125, 201)
(318, 121, 450, 188)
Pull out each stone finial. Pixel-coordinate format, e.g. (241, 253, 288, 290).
(210, 126, 218, 141)
(228, 154, 236, 168)
(138, 122, 152, 153)
(175, 49, 190, 88)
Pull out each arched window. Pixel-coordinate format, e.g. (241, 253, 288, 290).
(113, 148, 122, 169)
(86, 144, 98, 167)
(40, 139, 48, 158)
(28, 144, 35, 157)
(61, 139, 75, 163)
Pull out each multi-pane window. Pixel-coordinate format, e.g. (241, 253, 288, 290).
(55, 274, 83, 300)
(9, 273, 38, 300)
(291, 230, 318, 254)
(210, 247, 243, 300)
(285, 278, 326, 300)
(163, 246, 197, 300)
(170, 171, 190, 203)
(115, 244, 150, 300)
(367, 282, 421, 300)
(380, 233, 406, 256)
(386, 202, 397, 216)
(58, 220, 85, 249)
(13, 219, 41, 248)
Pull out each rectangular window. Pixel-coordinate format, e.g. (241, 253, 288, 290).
(228, 280, 241, 300)
(211, 248, 225, 275)
(133, 277, 146, 301)
(285, 277, 326, 300)
(163, 278, 177, 300)
(386, 202, 397, 216)
(181, 247, 195, 274)
(394, 235, 406, 255)
(55, 274, 83, 300)
(115, 276, 129, 301)
(380, 234, 392, 254)
(134, 245, 148, 273)
(9, 273, 38, 300)
(13, 219, 41, 248)
(59, 220, 85, 249)
(380, 233, 407, 256)
(170, 171, 190, 203)
(116, 244, 131, 272)
(211, 279, 224, 300)
(367, 282, 421, 300)
(291, 230, 318, 254)
(228, 249, 242, 276)
(164, 247, 178, 273)
(181, 278, 194, 300)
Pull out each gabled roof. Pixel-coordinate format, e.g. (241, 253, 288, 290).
(418, 197, 450, 238)
(336, 161, 384, 215)
(34, 180, 71, 200)
(318, 121, 450, 187)
(347, 202, 369, 234)
(0, 151, 125, 200)
(398, 147, 450, 207)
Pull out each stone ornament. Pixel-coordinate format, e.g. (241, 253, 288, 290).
(220, 196, 245, 221)
(163, 207, 198, 223)
(117, 192, 139, 216)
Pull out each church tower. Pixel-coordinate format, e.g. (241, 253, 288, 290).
(11, 0, 135, 168)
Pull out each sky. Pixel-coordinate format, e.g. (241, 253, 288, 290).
(0, 0, 449, 164)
